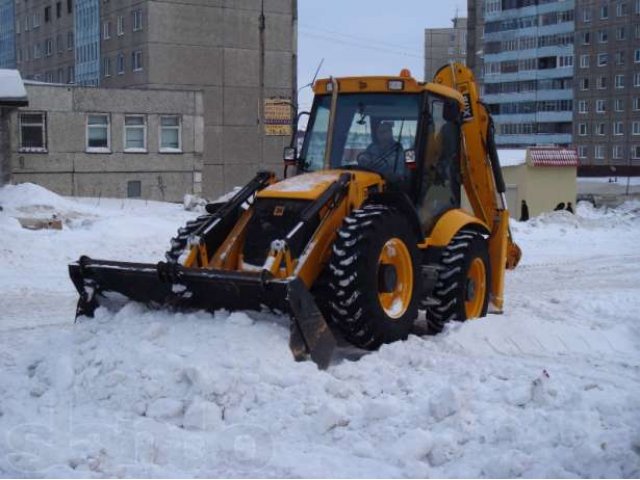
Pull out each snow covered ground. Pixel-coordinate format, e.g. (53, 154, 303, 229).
(0, 183, 639, 478)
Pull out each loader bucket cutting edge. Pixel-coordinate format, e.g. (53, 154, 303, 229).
(68, 257, 337, 369)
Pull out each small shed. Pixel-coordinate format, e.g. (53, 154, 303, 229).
(0, 69, 28, 186)
(499, 147, 578, 218)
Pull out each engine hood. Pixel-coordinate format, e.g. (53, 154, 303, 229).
(257, 171, 344, 200)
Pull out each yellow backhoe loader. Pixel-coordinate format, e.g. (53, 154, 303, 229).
(69, 63, 521, 369)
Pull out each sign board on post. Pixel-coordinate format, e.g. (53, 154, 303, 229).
(264, 97, 292, 136)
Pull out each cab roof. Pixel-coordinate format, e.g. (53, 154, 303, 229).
(312, 71, 464, 106)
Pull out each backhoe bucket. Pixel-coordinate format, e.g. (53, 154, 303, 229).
(69, 256, 337, 369)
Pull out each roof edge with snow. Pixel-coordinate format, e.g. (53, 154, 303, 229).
(0, 69, 28, 107)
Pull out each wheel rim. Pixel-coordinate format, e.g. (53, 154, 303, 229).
(464, 257, 486, 318)
(377, 238, 413, 319)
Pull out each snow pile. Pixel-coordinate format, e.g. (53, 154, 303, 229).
(0, 184, 639, 477)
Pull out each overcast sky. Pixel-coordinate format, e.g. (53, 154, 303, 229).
(297, 0, 467, 111)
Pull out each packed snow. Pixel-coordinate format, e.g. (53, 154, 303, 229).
(0, 183, 639, 478)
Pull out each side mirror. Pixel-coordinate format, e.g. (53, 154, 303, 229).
(283, 146, 297, 165)
(404, 149, 417, 170)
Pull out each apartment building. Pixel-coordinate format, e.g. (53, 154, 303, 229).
(480, 0, 576, 148)
(424, 17, 467, 81)
(0, 1, 297, 199)
(573, 0, 640, 172)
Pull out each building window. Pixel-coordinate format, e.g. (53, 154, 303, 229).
(597, 53, 608, 66)
(44, 6, 51, 23)
(601, 4, 609, 18)
(635, 49, 640, 62)
(578, 100, 588, 113)
(595, 145, 605, 161)
(103, 21, 110, 40)
(117, 16, 124, 36)
(598, 29, 608, 42)
(613, 145, 623, 159)
(635, 73, 640, 87)
(132, 9, 143, 31)
(584, 8, 592, 21)
(558, 55, 573, 68)
(103, 57, 111, 77)
(67, 31, 74, 50)
(127, 180, 142, 198)
(160, 116, 181, 152)
(617, 2, 628, 16)
(596, 99, 607, 112)
(580, 54, 590, 68)
(67, 0, 72, 13)
(33, 12, 41, 28)
(633, 146, 640, 159)
(19, 113, 47, 152)
(616, 27, 626, 40)
(24, 15, 29, 31)
(117, 53, 125, 74)
(34, 43, 41, 59)
(56, 1, 61, 18)
(582, 31, 590, 44)
(45, 38, 52, 56)
(580, 78, 589, 90)
(578, 145, 588, 159)
(634, 97, 640, 110)
(132, 50, 143, 71)
(578, 123, 588, 135)
(615, 98, 624, 111)
(56, 34, 63, 53)
(86, 114, 110, 152)
(124, 115, 147, 152)
(597, 76, 607, 89)
(67, 66, 75, 83)
(615, 74, 625, 88)
(614, 122, 624, 135)
(596, 123, 606, 135)
(633, 121, 640, 135)
(615, 51, 625, 65)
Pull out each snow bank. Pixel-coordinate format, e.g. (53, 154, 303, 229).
(0, 184, 639, 477)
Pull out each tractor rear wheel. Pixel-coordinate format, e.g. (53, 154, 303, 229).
(327, 205, 421, 349)
(425, 229, 490, 333)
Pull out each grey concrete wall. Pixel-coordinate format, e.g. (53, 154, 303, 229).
(141, 0, 297, 199)
(14, 0, 76, 82)
(0, 108, 10, 185)
(9, 83, 204, 201)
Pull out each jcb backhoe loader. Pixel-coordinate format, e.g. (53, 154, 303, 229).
(69, 63, 521, 369)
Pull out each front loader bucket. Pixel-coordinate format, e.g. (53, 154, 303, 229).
(69, 256, 337, 369)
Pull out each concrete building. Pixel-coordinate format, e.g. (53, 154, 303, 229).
(424, 17, 467, 81)
(467, 0, 575, 148)
(2, 0, 297, 199)
(466, 0, 484, 81)
(7, 82, 203, 201)
(0, 0, 15, 68)
(573, 0, 640, 174)
(0, 70, 28, 186)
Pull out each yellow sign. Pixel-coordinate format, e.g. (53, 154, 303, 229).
(264, 98, 292, 136)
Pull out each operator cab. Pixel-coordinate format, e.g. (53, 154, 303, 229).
(295, 72, 462, 231)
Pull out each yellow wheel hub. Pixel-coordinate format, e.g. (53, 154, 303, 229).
(377, 238, 413, 319)
(464, 257, 486, 319)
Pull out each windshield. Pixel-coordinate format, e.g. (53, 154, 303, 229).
(301, 93, 421, 180)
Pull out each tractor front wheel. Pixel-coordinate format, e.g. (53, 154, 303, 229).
(327, 205, 421, 349)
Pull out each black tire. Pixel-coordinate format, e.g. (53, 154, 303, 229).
(425, 229, 491, 334)
(327, 205, 421, 349)
(164, 213, 212, 263)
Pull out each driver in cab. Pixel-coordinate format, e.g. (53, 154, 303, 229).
(357, 121, 405, 183)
